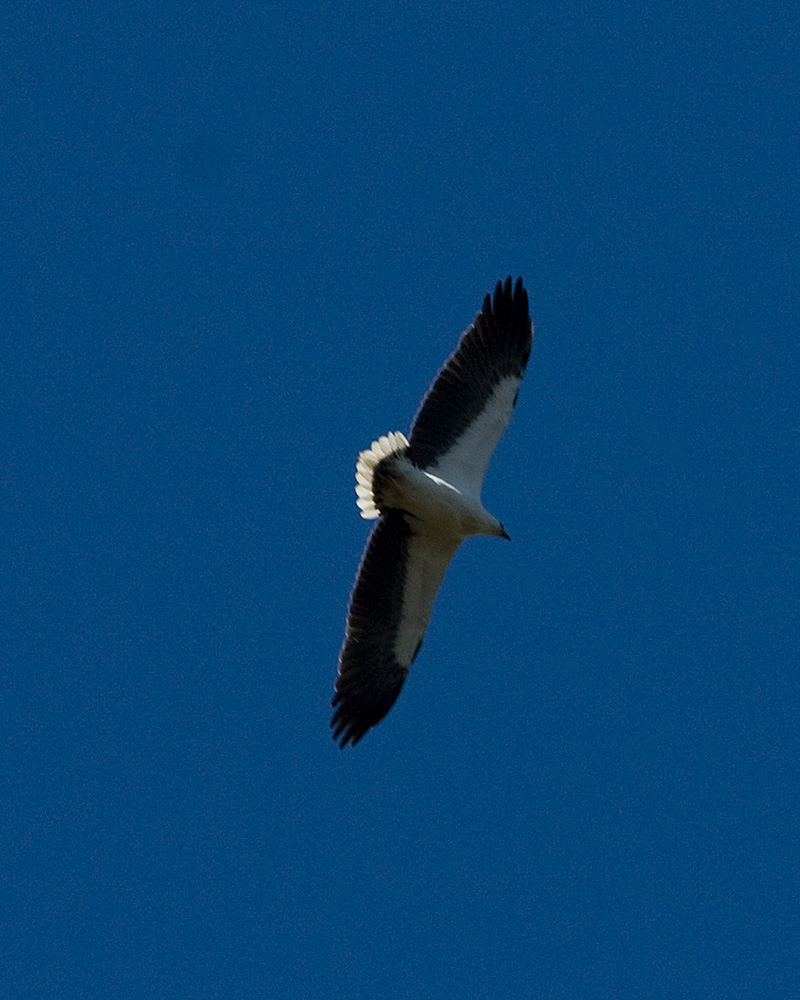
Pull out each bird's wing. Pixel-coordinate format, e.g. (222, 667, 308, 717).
(332, 510, 459, 747)
(406, 277, 532, 495)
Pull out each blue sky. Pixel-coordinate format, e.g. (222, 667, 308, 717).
(3, 3, 798, 997)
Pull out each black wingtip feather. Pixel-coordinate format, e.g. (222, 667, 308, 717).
(331, 676, 405, 748)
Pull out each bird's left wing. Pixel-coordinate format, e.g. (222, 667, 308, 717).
(406, 277, 532, 495)
(332, 510, 459, 747)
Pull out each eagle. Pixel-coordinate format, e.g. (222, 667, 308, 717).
(331, 277, 533, 747)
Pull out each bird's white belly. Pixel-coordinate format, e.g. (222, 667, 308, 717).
(391, 459, 494, 539)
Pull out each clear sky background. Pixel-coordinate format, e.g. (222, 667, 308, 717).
(4, 3, 798, 998)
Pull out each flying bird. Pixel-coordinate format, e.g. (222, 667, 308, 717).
(331, 277, 533, 747)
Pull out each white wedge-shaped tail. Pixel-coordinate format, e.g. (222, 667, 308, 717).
(355, 431, 409, 519)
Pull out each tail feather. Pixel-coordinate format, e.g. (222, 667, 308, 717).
(355, 432, 409, 518)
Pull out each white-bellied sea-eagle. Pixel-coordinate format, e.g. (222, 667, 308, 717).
(331, 277, 533, 747)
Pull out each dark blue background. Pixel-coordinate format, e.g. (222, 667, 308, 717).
(4, 3, 798, 997)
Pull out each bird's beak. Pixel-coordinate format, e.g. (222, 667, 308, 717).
(500, 525, 511, 541)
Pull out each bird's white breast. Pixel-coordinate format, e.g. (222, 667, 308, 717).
(392, 459, 500, 539)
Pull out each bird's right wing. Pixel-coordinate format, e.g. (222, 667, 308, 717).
(406, 277, 532, 495)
